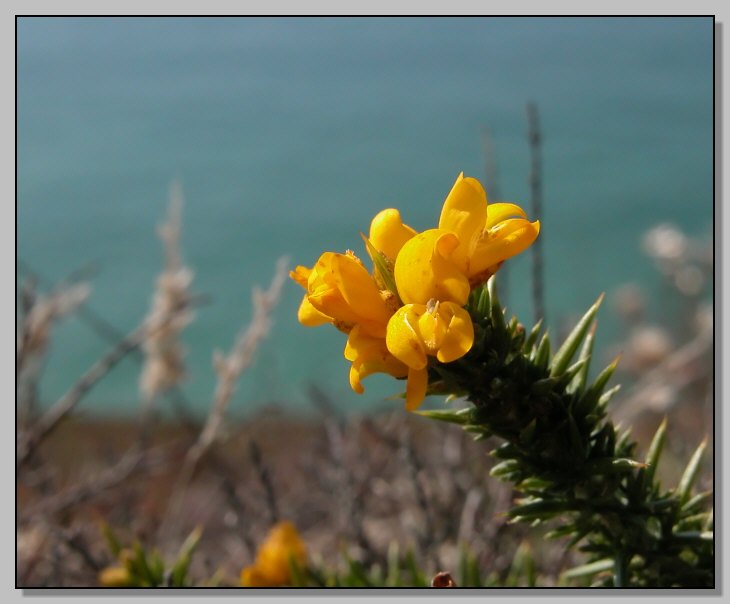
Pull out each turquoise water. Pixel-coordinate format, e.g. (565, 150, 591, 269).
(17, 17, 714, 417)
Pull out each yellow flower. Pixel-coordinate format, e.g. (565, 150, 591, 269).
(240, 521, 307, 587)
(291, 251, 395, 337)
(386, 300, 474, 410)
(98, 565, 132, 587)
(345, 325, 408, 394)
(394, 229, 471, 306)
(437, 172, 540, 286)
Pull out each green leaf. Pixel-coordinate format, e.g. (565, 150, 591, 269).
(586, 356, 620, 401)
(360, 233, 400, 304)
(457, 544, 482, 587)
(99, 522, 122, 557)
(703, 508, 714, 531)
(643, 417, 668, 493)
(490, 459, 521, 478)
(523, 318, 543, 354)
(288, 555, 308, 587)
(344, 554, 372, 587)
(596, 385, 622, 411)
(487, 275, 501, 311)
(505, 541, 536, 587)
(508, 498, 574, 520)
(517, 476, 553, 491)
(413, 407, 472, 425)
(131, 541, 157, 586)
(615, 425, 634, 455)
(171, 525, 202, 587)
(557, 358, 589, 390)
(562, 558, 614, 580)
(585, 457, 646, 475)
(148, 551, 165, 584)
(476, 284, 490, 318)
(568, 322, 597, 394)
(490, 290, 507, 332)
(404, 549, 427, 587)
(386, 541, 400, 587)
(676, 439, 708, 506)
(550, 293, 604, 377)
(534, 332, 551, 371)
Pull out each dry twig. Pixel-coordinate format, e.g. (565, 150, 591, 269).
(160, 257, 289, 539)
(139, 181, 195, 409)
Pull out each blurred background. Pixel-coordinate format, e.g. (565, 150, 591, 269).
(17, 16, 713, 417)
(16, 16, 715, 589)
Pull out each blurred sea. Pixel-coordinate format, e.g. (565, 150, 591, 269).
(17, 17, 714, 417)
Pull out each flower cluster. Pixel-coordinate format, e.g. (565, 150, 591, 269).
(291, 173, 540, 410)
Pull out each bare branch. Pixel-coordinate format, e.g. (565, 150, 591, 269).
(186, 256, 289, 471)
(159, 257, 289, 540)
(139, 181, 195, 406)
(17, 325, 143, 469)
(527, 101, 546, 326)
(20, 443, 163, 520)
(249, 440, 279, 525)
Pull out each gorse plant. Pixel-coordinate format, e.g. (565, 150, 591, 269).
(424, 280, 713, 587)
(291, 173, 713, 588)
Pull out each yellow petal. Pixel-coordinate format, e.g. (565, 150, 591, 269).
(438, 173, 488, 270)
(406, 366, 428, 411)
(306, 252, 390, 336)
(98, 566, 131, 587)
(289, 265, 312, 289)
(240, 566, 265, 587)
(297, 294, 331, 326)
(394, 229, 470, 306)
(485, 203, 527, 229)
(350, 356, 408, 394)
(435, 302, 475, 363)
(385, 305, 428, 370)
(345, 326, 408, 393)
(349, 363, 367, 394)
(250, 521, 307, 586)
(331, 253, 392, 327)
(369, 208, 417, 261)
(416, 303, 448, 352)
(469, 219, 541, 277)
(307, 289, 361, 327)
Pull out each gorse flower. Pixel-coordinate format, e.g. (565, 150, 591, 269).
(291, 251, 395, 336)
(386, 299, 474, 409)
(292, 172, 539, 410)
(240, 521, 307, 587)
(98, 565, 132, 587)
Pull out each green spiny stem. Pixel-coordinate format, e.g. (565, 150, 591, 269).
(425, 282, 713, 588)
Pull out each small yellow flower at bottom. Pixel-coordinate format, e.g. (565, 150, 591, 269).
(240, 521, 307, 587)
(98, 566, 132, 587)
